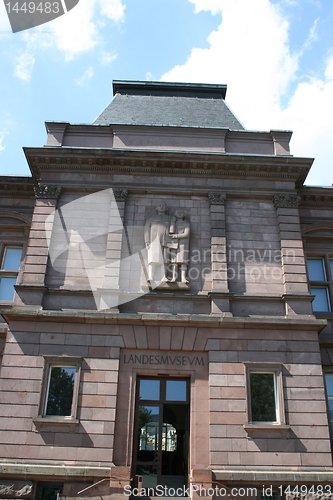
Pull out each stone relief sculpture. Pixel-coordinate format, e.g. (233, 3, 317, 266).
(169, 210, 190, 283)
(144, 204, 190, 285)
(144, 203, 170, 283)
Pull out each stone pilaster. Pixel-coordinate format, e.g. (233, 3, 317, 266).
(273, 193, 313, 315)
(208, 192, 232, 316)
(99, 188, 128, 310)
(15, 184, 62, 309)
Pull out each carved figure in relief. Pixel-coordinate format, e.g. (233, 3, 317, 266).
(168, 209, 190, 283)
(144, 203, 169, 282)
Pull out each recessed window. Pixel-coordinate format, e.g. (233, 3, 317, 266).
(0, 246, 23, 301)
(307, 258, 326, 281)
(306, 257, 333, 312)
(45, 366, 76, 417)
(38, 358, 81, 421)
(324, 373, 333, 439)
(250, 372, 277, 423)
(245, 364, 285, 427)
(310, 287, 330, 312)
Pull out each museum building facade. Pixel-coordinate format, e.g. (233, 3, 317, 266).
(1, 80, 333, 500)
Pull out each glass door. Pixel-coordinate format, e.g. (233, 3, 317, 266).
(133, 377, 190, 492)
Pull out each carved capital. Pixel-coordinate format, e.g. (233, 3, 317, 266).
(208, 192, 227, 205)
(273, 193, 301, 208)
(34, 184, 62, 199)
(113, 188, 128, 202)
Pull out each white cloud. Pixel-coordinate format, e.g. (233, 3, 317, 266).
(99, 0, 126, 21)
(100, 51, 117, 65)
(14, 52, 35, 81)
(50, 0, 125, 59)
(162, 0, 333, 186)
(75, 66, 94, 86)
(49, 0, 99, 60)
(303, 16, 319, 49)
(188, 0, 224, 14)
(163, 0, 298, 130)
(325, 56, 333, 80)
(0, 131, 8, 152)
(17, 0, 125, 64)
(277, 61, 333, 185)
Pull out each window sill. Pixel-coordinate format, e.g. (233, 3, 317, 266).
(244, 423, 290, 433)
(33, 417, 79, 426)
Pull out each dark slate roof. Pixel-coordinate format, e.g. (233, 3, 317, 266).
(93, 81, 244, 130)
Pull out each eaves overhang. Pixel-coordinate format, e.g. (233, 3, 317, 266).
(24, 147, 313, 189)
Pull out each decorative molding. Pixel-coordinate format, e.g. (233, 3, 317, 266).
(0, 181, 34, 197)
(302, 222, 333, 235)
(34, 184, 62, 199)
(300, 194, 333, 208)
(0, 210, 32, 225)
(208, 192, 227, 205)
(113, 188, 128, 202)
(273, 193, 301, 208)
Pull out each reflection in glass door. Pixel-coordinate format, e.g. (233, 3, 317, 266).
(133, 377, 190, 492)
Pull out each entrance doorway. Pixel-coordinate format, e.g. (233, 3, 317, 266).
(133, 377, 190, 492)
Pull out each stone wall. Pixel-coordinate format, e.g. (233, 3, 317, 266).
(0, 319, 330, 471)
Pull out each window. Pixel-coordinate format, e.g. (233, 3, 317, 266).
(0, 246, 23, 301)
(245, 364, 286, 428)
(306, 257, 333, 312)
(45, 365, 76, 416)
(250, 372, 277, 422)
(36, 358, 81, 423)
(324, 373, 333, 440)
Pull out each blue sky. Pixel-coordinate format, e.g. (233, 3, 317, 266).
(0, 0, 332, 185)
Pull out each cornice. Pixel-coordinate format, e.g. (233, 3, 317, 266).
(299, 193, 333, 208)
(298, 186, 333, 208)
(24, 147, 312, 187)
(0, 178, 34, 198)
(0, 308, 326, 331)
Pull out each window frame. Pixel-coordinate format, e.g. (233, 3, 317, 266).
(306, 255, 333, 313)
(0, 244, 24, 302)
(244, 363, 287, 430)
(36, 357, 81, 424)
(324, 371, 333, 445)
